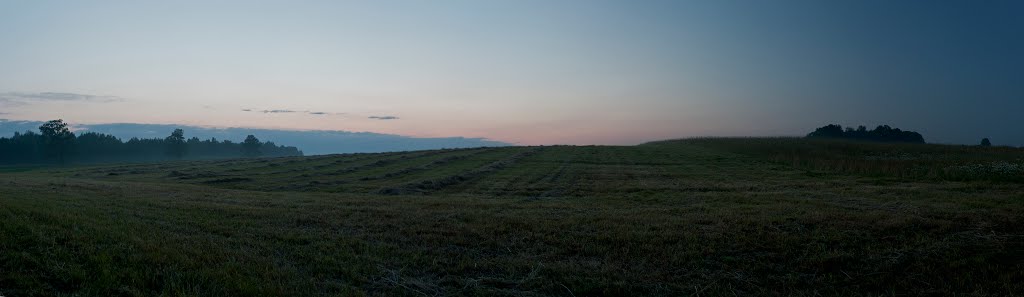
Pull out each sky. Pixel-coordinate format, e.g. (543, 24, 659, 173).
(1, 0, 1021, 146)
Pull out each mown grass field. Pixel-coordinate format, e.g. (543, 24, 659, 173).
(1, 139, 1022, 296)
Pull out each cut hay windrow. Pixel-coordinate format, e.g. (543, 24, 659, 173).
(258, 151, 416, 176)
(358, 149, 492, 181)
(377, 148, 544, 195)
(321, 149, 459, 176)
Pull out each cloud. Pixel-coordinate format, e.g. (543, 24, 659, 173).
(309, 111, 346, 116)
(0, 100, 27, 107)
(368, 116, 399, 120)
(242, 108, 345, 116)
(241, 108, 298, 114)
(0, 92, 124, 105)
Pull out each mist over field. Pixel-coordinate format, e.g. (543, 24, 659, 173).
(0, 119, 509, 155)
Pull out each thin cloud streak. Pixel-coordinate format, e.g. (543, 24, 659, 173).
(307, 111, 345, 116)
(368, 116, 399, 120)
(0, 92, 125, 106)
(242, 109, 345, 116)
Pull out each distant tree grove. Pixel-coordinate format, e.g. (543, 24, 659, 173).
(806, 124, 925, 143)
(0, 119, 303, 165)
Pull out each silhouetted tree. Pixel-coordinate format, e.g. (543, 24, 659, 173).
(39, 119, 75, 164)
(165, 129, 187, 159)
(980, 138, 992, 147)
(242, 135, 262, 157)
(806, 124, 925, 143)
(0, 120, 302, 164)
(807, 124, 845, 139)
(0, 131, 44, 163)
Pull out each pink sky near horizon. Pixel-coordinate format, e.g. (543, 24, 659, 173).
(1, 93, 749, 145)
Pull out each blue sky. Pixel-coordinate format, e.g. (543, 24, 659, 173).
(1, 0, 1021, 145)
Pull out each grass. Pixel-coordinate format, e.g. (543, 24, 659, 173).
(661, 137, 1024, 181)
(1, 139, 1022, 296)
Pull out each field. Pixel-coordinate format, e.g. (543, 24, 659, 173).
(1, 139, 1022, 296)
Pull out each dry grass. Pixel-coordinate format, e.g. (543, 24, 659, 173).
(1, 140, 1022, 296)
(660, 137, 1024, 181)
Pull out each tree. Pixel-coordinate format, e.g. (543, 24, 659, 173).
(806, 124, 924, 143)
(980, 138, 992, 147)
(165, 129, 187, 159)
(38, 119, 76, 164)
(242, 135, 262, 157)
(806, 124, 845, 138)
(1, 123, 302, 165)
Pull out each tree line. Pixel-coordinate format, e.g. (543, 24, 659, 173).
(806, 124, 926, 143)
(0, 119, 303, 165)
